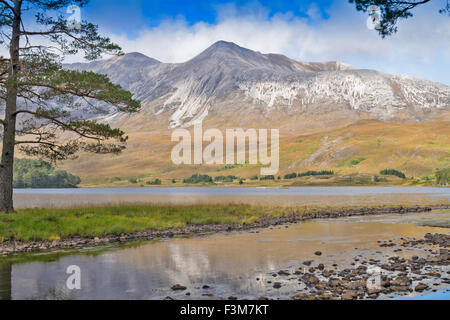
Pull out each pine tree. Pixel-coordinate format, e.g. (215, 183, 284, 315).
(349, 0, 449, 37)
(0, 1, 140, 212)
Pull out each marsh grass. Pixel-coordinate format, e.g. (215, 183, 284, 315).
(1, 203, 447, 242)
(0, 204, 289, 242)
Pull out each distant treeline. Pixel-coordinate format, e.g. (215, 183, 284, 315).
(182, 171, 336, 184)
(13, 158, 81, 188)
(284, 170, 334, 179)
(259, 175, 275, 181)
(214, 175, 239, 182)
(183, 174, 213, 184)
(380, 169, 406, 179)
(146, 178, 162, 185)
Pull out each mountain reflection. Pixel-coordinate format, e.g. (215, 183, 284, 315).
(5, 210, 449, 299)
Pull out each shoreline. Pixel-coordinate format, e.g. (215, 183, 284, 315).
(160, 232, 450, 301)
(282, 232, 450, 300)
(51, 184, 450, 189)
(1, 204, 449, 257)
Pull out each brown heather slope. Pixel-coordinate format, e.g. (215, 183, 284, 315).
(25, 43, 450, 186)
(60, 118, 450, 186)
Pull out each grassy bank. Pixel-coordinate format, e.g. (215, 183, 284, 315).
(0, 204, 290, 242)
(1, 204, 449, 243)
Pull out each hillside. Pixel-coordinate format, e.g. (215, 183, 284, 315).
(57, 41, 450, 185)
(61, 119, 449, 186)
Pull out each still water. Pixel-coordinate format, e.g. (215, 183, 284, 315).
(13, 186, 450, 208)
(1, 210, 449, 300)
(2, 187, 449, 300)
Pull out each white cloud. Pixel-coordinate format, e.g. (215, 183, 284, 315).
(18, 1, 450, 84)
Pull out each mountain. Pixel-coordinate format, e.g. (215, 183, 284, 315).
(61, 41, 450, 184)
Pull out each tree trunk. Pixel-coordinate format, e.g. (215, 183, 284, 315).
(0, 1, 22, 213)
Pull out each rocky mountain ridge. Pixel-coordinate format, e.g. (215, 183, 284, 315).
(65, 40, 450, 129)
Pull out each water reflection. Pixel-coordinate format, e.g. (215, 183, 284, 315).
(13, 186, 450, 208)
(4, 210, 449, 300)
(0, 263, 11, 300)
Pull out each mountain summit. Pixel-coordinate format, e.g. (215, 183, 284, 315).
(66, 41, 450, 129)
(61, 41, 450, 183)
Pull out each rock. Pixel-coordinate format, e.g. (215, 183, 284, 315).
(303, 260, 313, 266)
(343, 280, 365, 290)
(202, 285, 210, 289)
(341, 290, 358, 300)
(415, 283, 429, 292)
(367, 288, 381, 295)
(228, 296, 238, 300)
(291, 293, 315, 300)
(328, 278, 343, 288)
(278, 270, 290, 276)
(322, 270, 333, 278)
(171, 284, 187, 291)
(94, 237, 100, 243)
(318, 293, 334, 300)
(273, 282, 282, 289)
(291, 293, 307, 300)
(426, 271, 441, 278)
(391, 276, 411, 287)
(318, 264, 325, 271)
(314, 282, 329, 290)
(392, 263, 407, 271)
(314, 251, 322, 256)
(381, 277, 391, 288)
(301, 274, 319, 285)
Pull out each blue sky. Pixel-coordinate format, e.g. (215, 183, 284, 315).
(60, 1, 450, 84)
(83, 0, 332, 31)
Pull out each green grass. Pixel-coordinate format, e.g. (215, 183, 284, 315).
(0, 204, 289, 242)
(337, 157, 366, 168)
